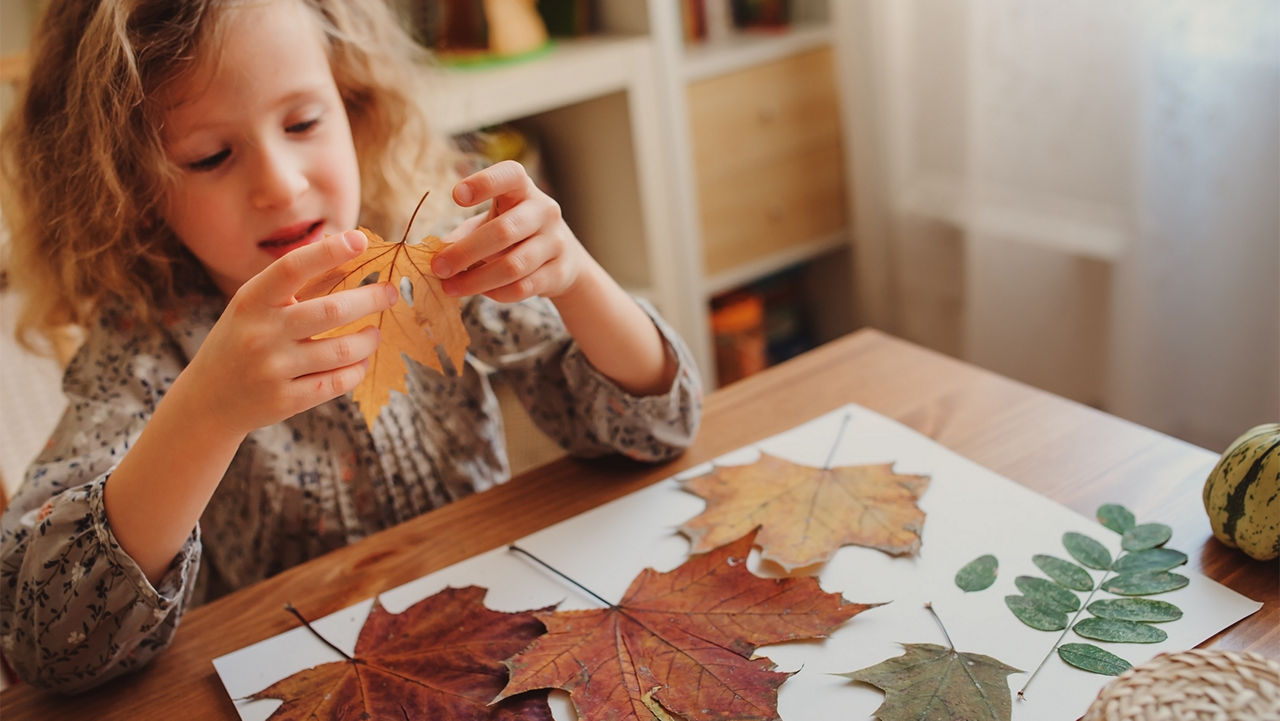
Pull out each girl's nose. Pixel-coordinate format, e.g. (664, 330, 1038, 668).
(250, 143, 307, 210)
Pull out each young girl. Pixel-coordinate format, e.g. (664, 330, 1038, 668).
(0, 0, 701, 693)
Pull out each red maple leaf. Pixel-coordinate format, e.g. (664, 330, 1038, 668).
(496, 530, 881, 721)
(246, 586, 552, 720)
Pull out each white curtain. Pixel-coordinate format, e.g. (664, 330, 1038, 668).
(839, 0, 1279, 451)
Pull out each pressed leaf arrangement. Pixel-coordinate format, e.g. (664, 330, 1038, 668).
(1003, 502, 1189, 695)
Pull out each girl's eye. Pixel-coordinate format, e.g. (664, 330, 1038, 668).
(287, 118, 319, 134)
(188, 149, 229, 172)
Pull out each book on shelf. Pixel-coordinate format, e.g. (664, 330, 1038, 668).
(683, 0, 793, 43)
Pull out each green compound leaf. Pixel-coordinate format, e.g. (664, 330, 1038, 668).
(1102, 571, 1189, 596)
(1121, 523, 1172, 551)
(1062, 532, 1113, 570)
(1014, 576, 1081, 612)
(955, 554, 999, 592)
(1058, 643, 1132, 676)
(1032, 554, 1094, 592)
(1113, 547, 1187, 574)
(1087, 598, 1183, 623)
(1005, 595, 1068, 631)
(841, 643, 1021, 721)
(1096, 504, 1136, 535)
(1073, 617, 1168, 643)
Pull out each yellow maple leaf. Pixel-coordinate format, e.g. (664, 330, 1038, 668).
(678, 452, 930, 571)
(297, 227, 470, 427)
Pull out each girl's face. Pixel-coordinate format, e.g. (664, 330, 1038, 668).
(160, 0, 361, 297)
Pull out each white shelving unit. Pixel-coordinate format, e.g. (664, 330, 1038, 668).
(420, 1, 861, 386)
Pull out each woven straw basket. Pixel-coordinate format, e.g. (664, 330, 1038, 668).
(1082, 648, 1280, 721)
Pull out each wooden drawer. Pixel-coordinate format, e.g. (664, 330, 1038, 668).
(689, 47, 848, 277)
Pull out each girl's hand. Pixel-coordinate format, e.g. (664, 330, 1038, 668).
(432, 160, 591, 302)
(183, 230, 398, 436)
(433, 161, 677, 396)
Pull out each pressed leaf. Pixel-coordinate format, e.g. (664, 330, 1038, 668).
(678, 452, 930, 570)
(1113, 547, 1188, 574)
(1062, 532, 1113, 570)
(1057, 643, 1132, 676)
(1087, 598, 1183, 623)
(1121, 523, 1173, 552)
(247, 587, 551, 721)
(955, 554, 999, 592)
(297, 228, 470, 428)
(1073, 617, 1168, 643)
(1101, 571, 1189, 595)
(1096, 504, 1136, 535)
(1032, 554, 1094, 592)
(497, 530, 877, 721)
(1005, 595, 1068, 631)
(841, 643, 1021, 721)
(1014, 575, 1081, 612)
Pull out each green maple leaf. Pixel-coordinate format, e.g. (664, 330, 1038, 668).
(840, 642, 1021, 721)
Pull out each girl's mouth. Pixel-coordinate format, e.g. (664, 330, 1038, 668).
(259, 220, 324, 259)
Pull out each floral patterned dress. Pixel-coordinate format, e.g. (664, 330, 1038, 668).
(0, 289, 702, 692)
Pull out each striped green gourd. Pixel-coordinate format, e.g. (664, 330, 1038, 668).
(1202, 423, 1280, 561)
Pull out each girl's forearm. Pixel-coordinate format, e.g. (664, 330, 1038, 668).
(552, 259, 678, 396)
(102, 369, 246, 583)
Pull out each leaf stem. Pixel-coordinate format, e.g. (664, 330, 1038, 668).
(400, 189, 432, 244)
(509, 545, 617, 609)
(823, 412, 853, 469)
(1016, 559, 1116, 699)
(284, 603, 353, 661)
(923, 602, 955, 650)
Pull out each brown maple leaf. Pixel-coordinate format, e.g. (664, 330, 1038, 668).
(496, 530, 880, 721)
(247, 586, 552, 721)
(297, 226, 470, 427)
(679, 452, 930, 571)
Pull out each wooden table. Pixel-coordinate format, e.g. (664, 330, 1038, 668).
(2, 329, 1275, 719)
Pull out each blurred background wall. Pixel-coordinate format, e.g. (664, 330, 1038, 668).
(841, 0, 1278, 451)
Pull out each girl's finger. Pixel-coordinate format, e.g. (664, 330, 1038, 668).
(443, 235, 553, 298)
(483, 252, 574, 304)
(281, 325, 382, 378)
(285, 281, 399, 339)
(433, 200, 550, 279)
(248, 229, 368, 307)
(441, 211, 487, 245)
(453, 159, 530, 208)
(288, 357, 371, 408)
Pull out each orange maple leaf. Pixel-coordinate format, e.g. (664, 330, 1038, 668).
(247, 586, 552, 720)
(679, 452, 930, 571)
(297, 227, 470, 427)
(496, 530, 879, 721)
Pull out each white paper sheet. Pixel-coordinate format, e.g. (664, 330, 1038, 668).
(213, 403, 1261, 720)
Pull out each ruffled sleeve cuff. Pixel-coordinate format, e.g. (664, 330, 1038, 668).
(559, 298, 703, 460)
(86, 477, 200, 608)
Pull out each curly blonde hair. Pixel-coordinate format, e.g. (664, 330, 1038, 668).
(0, 0, 461, 353)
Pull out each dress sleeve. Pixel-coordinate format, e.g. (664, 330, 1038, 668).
(0, 320, 201, 693)
(462, 295, 703, 461)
